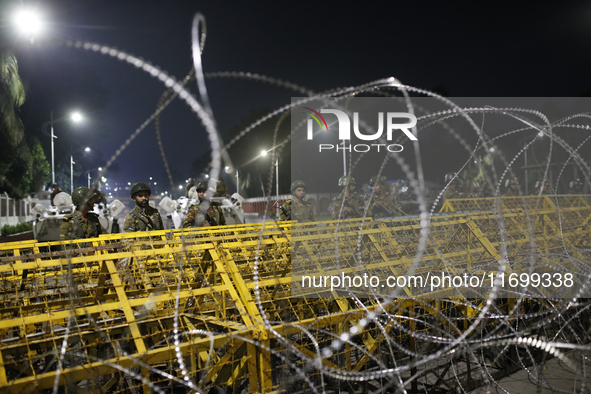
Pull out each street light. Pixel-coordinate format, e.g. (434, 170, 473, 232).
(85, 168, 102, 188)
(70, 146, 92, 193)
(13, 9, 44, 36)
(260, 148, 280, 218)
(42, 111, 84, 184)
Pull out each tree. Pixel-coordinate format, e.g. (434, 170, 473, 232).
(0, 51, 28, 197)
(30, 137, 50, 192)
(0, 51, 50, 197)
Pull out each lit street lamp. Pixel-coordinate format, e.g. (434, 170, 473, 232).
(260, 149, 280, 218)
(13, 8, 44, 37)
(42, 111, 84, 184)
(85, 167, 102, 188)
(70, 147, 92, 193)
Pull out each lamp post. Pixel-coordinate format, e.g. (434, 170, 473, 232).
(85, 167, 102, 188)
(260, 150, 280, 218)
(42, 111, 84, 185)
(70, 155, 75, 193)
(69, 147, 91, 193)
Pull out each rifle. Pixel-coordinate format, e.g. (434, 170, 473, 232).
(342, 198, 361, 218)
(372, 202, 392, 216)
(204, 212, 218, 226)
(280, 205, 291, 220)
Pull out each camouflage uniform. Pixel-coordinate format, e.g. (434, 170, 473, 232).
(368, 190, 399, 219)
(332, 192, 362, 219)
(214, 180, 228, 198)
(479, 183, 493, 197)
(183, 202, 226, 228)
(443, 187, 461, 201)
(503, 188, 518, 197)
(123, 205, 164, 232)
(50, 187, 62, 206)
(60, 210, 102, 240)
(280, 199, 314, 222)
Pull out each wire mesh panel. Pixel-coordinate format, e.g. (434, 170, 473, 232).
(0, 200, 590, 393)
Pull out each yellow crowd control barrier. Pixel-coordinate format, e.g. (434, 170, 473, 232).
(0, 197, 589, 393)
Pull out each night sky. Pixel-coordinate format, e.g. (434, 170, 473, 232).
(4, 0, 591, 197)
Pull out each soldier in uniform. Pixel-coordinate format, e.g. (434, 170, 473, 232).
(183, 181, 226, 227)
(443, 172, 462, 201)
(214, 178, 228, 198)
(50, 184, 62, 206)
(504, 177, 519, 197)
(533, 179, 549, 195)
(280, 180, 314, 222)
(123, 182, 164, 232)
(332, 176, 362, 219)
(185, 178, 195, 198)
(60, 187, 102, 240)
(569, 179, 583, 194)
(368, 175, 400, 219)
(474, 178, 493, 198)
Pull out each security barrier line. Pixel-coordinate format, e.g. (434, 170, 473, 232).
(0, 199, 588, 392)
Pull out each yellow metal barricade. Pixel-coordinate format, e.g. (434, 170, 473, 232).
(0, 198, 589, 393)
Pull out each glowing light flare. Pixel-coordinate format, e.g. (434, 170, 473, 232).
(71, 112, 83, 122)
(13, 9, 44, 36)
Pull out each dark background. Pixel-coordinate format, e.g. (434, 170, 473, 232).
(3, 0, 590, 198)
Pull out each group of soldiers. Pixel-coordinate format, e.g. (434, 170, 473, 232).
(57, 172, 587, 239)
(279, 175, 401, 222)
(442, 172, 586, 200)
(280, 173, 588, 223)
(59, 179, 228, 240)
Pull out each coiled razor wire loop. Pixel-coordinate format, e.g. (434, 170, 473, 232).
(17, 13, 591, 393)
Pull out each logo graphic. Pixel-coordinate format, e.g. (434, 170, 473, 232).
(303, 107, 417, 153)
(305, 108, 417, 141)
(302, 107, 329, 131)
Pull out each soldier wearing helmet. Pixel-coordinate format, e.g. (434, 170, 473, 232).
(280, 180, 314, 221)
(59, 187, 102, 240)
(185, 178, 196, 198)
(367, 175, 400, 219)
(504, 177, 519, 197)
(50, 184, 62, 207)
(332, 175, 361, 219)
(183, 181, 226, 228)
(569, 179, 583, 195)
(123, 182, 164, 232)
(443, 172, 462, 201)
(533, 179, 549, 195)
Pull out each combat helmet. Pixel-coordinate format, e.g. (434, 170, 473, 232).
(130, 182, 151, 198)
(505, 177, 519, 188)
(338, 176, 356, 187)
(444, 172, 458, 184)
(291, 180, 306, 193)
(569, 179, 583, 189)
(72, 187, 94, 207)
(196, 181, 209, 191)
(534, 179, 549, 189)
(369, 175, 387, 186)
